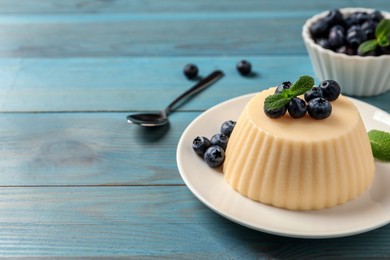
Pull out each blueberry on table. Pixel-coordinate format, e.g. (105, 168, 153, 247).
(304, 86, 323, 102)
(288, 97, 307, 118)
(220, 120, 236, 137)
(319, 80, 341, 101)
(264, 105, 287, 119)
(204, 145, 225, 168)
(192, 136, 211, 156)
(210, 133, 229, 150)
(236, 60, 252, 76)
(274, 81, 292, 94)
(183, 63, 199, 79)
(307, 98, 332, 120)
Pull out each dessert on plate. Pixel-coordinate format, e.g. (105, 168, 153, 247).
(223, 83, 375, 210)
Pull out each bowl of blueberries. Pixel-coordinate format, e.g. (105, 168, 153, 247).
(302, 8, 390, 96)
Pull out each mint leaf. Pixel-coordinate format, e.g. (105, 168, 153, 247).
(358, 39, 378, 55)
(289, 75, 315, 96)
(358, 19, 390, 55)
(368, 130, 390, 162)
(264, 94, 290, 111)
(263, 75, 314, 112)
(375, 19, 390, 40)
(378, 36, 390, 47)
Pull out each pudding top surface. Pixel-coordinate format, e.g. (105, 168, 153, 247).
(245, 87, 362, 142)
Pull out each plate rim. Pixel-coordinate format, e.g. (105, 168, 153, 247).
(176, 93, 390, 238)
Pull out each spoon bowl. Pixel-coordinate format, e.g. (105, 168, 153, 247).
(127, 70, 224, 127)
(127, 112, 168, 127)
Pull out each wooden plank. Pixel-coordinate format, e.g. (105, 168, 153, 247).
(0, 0, 387, 14)
(0, 111, 198, 186)
(1, 56, 388, 112)
(0, 186, 389, 257)
(0, 16, 307, 57)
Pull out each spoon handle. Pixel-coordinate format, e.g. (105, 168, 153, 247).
(164, 70, 224, 115)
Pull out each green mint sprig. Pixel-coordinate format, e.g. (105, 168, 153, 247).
(358, 19, 390, 55)
(264, 75, 314, 111)
(368, 129, 390, 162)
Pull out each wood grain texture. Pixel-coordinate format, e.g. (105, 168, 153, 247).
(0, 57, 389, 112)
(0, 0, 387, 14)
(0, 111, 200, 186)
(0, 1, 387, 58)
(0, 186, 389, 258)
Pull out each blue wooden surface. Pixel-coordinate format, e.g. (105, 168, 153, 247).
(0, 0, 389, 257)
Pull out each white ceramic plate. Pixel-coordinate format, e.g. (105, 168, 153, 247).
(177, 93, 390, 239)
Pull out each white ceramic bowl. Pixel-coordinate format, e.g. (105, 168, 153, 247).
(302, 8, 390, 97)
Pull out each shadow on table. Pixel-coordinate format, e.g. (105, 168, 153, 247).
(133, 123, 170, 143)
(205, 210, 390, 258)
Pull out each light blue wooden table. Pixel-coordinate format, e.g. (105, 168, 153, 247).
(0, 0, 389, 257)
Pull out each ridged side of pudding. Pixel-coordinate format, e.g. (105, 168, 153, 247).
(223, 88, 375, 210)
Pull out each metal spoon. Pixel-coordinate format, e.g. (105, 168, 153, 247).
(126, 70, 224, 127)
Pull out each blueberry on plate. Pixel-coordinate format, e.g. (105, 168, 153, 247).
(304, 86, 323, 102)
(210, 133, 229, 150)
(264, 105, 287, 119)
(220, 120, 236, 137)
(288, 97, 307, 118)
(274, 81, 292, 94)
(319, 80, 341, 101)
(183, 63, 199, 79)
(192, 136, 211, 156)
(204, 145, 225, 168)
(236, 60, 252, 76)
(307, 97, 332, 120)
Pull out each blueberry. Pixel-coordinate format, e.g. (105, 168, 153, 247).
(319, 80, 341, 101)
(183, 64, 199, 79)
(236, 60, 252, 76)
(307, 98, 332, 120)
(380, 45, 390, 55)
(275, 81, 292, 94)
(304, 86, 323, 102)
(210, 134, 229, 150)
(354, 11, 369, 24)
(203, 145, 225, 168)
(264, 105, 287, 119)
(361, 20, 377, 40)
(347, 25, 365, 48)
(220, 120, 236, 137)
(288, 98, 307, 118)
(345, 16, 359, 28)
(310, 19, 330, 38)
(316, 38, 331, 49)
(336, 45, 356, 55)
(324, 9, 344, 27)
(192, 136, 211, 156)
(328, 25, 345, 49)
(368, 10, 384, 22)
